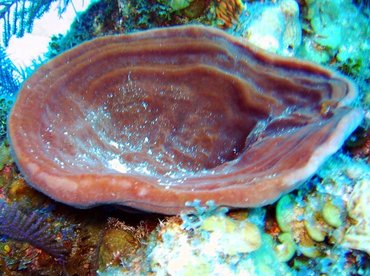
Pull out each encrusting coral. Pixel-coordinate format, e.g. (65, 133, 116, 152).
(235, 0, 302, 56)
(342, 179, 370, 254)
(8, 25, 363, 214)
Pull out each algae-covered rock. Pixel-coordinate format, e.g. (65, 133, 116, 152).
(0, 140, 12, 170)
(201, 215, 261, 255)
(98, 227, 139, 269)
(301, 0, 370, 79)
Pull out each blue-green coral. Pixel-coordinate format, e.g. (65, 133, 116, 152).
(0, 48, 17, 139)
(0, 46, 21, 98)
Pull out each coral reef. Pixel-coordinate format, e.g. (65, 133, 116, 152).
(1, 0, 369, 274)
(5, 123, 364, 275)
(98, 173, 370, 275)
(144, 208, 287, 275)
(274, 153, 370, 271)
(0, 160, 150, 274)
(98, 202, 290, 275)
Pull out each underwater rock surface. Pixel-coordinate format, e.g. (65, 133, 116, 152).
(8, 25, 363, 214)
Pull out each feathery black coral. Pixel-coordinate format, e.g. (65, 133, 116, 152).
(0, 0, 71, 46)
(0, 46, 21, 96)
(0, 200, 68, 262)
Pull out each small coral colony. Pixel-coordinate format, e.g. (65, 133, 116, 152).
(0, 0, 369, 274)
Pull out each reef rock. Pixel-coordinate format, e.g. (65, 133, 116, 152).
(242, 0, 302, 56)
(342, 179, 370, 254)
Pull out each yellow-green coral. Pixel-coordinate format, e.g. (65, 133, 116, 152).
(275, 232, 296, 262)
(165, 0, 192, 11)
(322, 201, 344, 228)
